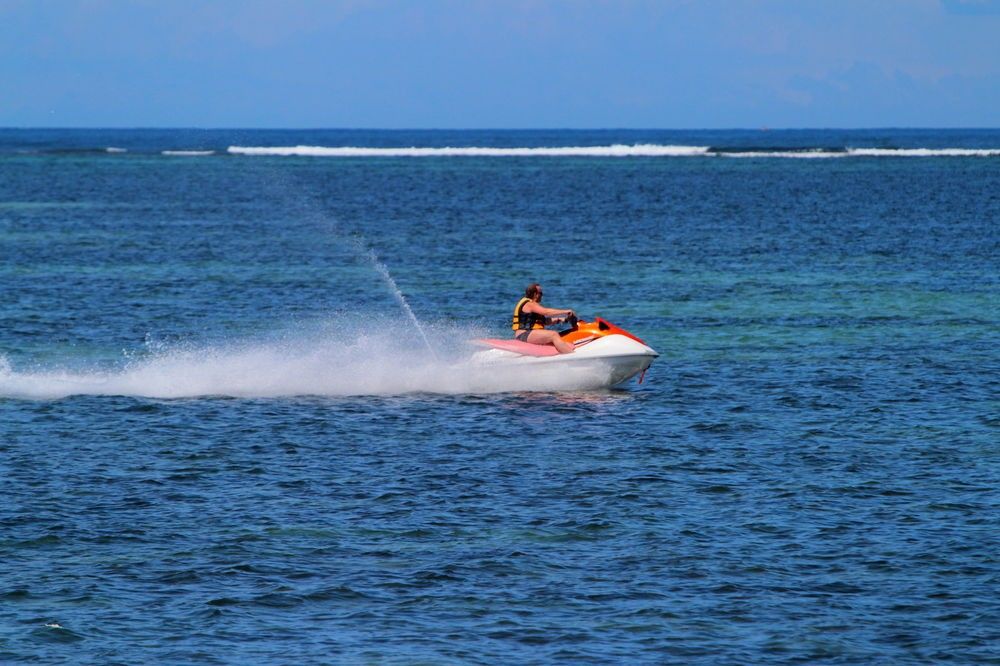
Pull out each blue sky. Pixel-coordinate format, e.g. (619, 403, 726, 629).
(1, 0, 998, 128)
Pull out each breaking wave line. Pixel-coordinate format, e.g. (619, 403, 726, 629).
(228, 144, 711, 157)
(162, 150, 216, 156)
(226, 144, 1000, 158)
(846, 147, 1000, 157)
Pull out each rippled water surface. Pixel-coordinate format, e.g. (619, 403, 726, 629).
(1, 129, 998, 663)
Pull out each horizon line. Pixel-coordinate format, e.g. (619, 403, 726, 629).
(2, 126, 1000, 132)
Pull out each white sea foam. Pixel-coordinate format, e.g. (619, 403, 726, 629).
(162, 150, 215, 156)
(227, 144, 711, 157)
(226, 144, 1000, 159)
(105, 147, 127, 153)
(846, 147, 1000, 157)
(720, 150, 846, 159)
(0, 322, 608, 400)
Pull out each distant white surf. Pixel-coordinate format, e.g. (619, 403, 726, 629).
(846, 147, 1000, 157)
(227, 144, 711, 157)
(162, 150, 215, 156)
(226, 144, 1000, 158)
(722, 150, 845, 159)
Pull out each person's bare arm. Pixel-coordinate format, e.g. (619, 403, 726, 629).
(523, 301, 575, 319)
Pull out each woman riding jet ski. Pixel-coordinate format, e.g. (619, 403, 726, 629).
(472, 283, 659, 388)
(512, 283, 577, 353)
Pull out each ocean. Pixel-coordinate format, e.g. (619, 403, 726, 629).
(1, 128, 997, 663)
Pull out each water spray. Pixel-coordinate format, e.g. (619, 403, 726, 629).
(365, 248, 439, 361)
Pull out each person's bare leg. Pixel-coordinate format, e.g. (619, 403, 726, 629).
(526, 329, 574, 354)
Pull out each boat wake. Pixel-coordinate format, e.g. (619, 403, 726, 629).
(0, 320, 618, 400)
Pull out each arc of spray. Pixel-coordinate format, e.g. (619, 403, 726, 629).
(246, 162, 439, 361)
(364, 246, 439, 362)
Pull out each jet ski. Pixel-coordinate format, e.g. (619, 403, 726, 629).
(471, 316, 658, 389)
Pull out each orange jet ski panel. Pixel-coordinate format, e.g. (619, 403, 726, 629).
(558, 317, 648, 346)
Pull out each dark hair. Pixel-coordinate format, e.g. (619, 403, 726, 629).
(525, 283, 542, 299)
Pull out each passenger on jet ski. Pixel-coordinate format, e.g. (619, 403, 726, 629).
(512, 283, 576, 354)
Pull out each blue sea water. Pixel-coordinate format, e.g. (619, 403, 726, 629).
(1, 128, 998, 664)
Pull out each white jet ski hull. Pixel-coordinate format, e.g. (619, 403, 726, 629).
(470, 334, 658, 389)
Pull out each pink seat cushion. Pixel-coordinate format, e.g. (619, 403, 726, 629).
(475, 338, 561, 357)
